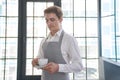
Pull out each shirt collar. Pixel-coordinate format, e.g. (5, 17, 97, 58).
(49, 28, 63, 37)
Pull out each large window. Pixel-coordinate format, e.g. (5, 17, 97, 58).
(0, 0, 18, 80)
(101, 0, 120, 61)
(116, 0, 120, 61)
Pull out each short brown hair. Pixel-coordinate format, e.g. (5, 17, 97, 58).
(44, 6, 63, 19)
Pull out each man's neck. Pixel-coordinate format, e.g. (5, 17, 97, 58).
(51, 30, 59, 36)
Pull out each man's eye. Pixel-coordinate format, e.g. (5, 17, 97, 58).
(50, 18, 55, 22)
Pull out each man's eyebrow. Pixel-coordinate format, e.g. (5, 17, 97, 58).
(50, 17, 55, 19)
(45, 17, 55, 20)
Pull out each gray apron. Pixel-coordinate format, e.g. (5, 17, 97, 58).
(42, 31, 69, 80)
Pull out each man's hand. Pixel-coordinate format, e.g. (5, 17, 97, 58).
(32, 58, 39, 67)
(43, 62, 59, 74)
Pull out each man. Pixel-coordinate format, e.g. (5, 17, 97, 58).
(32, 5, 83, 80)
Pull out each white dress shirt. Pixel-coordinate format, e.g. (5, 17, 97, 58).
(37, 29, 83, 73)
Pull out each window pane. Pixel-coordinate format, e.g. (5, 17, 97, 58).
(86, 18, 98, 37)
(0, 0, 6, 16)
(34, 2, 46, 16)
(102, 16, 115, 58)
(61, 0, 73, 17)
(0, 60, 4, 80)
(6, 38, 17, 58)
(74, 0, 85, 17)
(7, 18, 18, 37)
(34, 2, 53, 16)
(0, 38, 5, 58)
(117, 37, 120, 58)
(34, 38, 43, 58)
(27, 38, 44, 58)
(74, 18, 85, 37)
(101, 0, 114, 16)
(116, 18, 120, 35)
(26, 38, 33, 58)
(27, 17, 47, 37)
(27, 2, 33, 16)
(87, 59, 99, 79)
(0, 17, 5, 37)
(62, 18, 73, 36)
(7, 0, 18, 16)
(27, 17, 33, 37)
(76, 38, 85, 58)
(34, 18, 46, 37)
(86, 0, 97, 17)
(26, 59, 32, 75)
(87, 38, 98, 58)
(5, 59, 17, 80)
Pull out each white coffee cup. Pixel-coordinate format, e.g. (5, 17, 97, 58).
(35, 58, 48, 69)
(38, 58, 48, 68)
(34, 58, 48, 69)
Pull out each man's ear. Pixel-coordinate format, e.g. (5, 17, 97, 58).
(59, 17, 63, 22)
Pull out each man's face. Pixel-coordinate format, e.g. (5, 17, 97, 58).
(44, 13, 62, 32)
